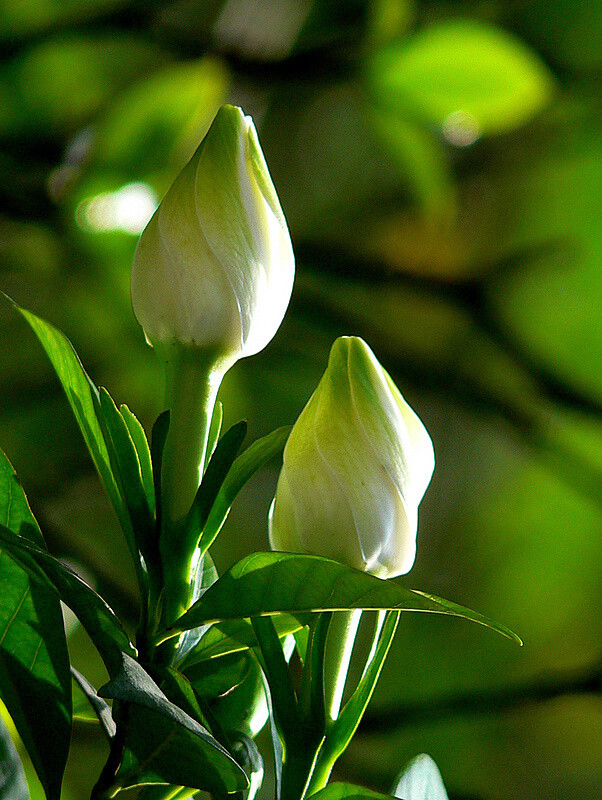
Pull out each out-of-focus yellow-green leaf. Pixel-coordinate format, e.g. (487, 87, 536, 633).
(11, 33, 166, 134)
(91, 57, 231, 184)
(367, 108, 455, 221)
(368, 20, 554, 137)
(0, 0, 129, 40)
(486, 113, 602, 402)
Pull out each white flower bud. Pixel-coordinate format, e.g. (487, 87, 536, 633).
(269, 337, 434, 578)
(131, 104, 294, 371)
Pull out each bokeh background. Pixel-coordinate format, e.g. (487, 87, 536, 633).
(0, 1, 600, 798)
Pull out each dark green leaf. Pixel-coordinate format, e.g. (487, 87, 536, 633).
(151, 666, 211, 729)
(150, 409, 170, 530)
(99, 653, 248, 794)
(175, 551, 219, 662)
(252, 616, 298, 740)
(183, 650, 250, 699)
(199, 426, 290, 554)
(0, 449, 71, 800)
(177, 613, 302, 664)
(0, 524, 135, 676)
(298, 613, 331, 730)
(136, 787, 193, 800)
(206, 400, 224, 463)
(231, 733, 264, 800)
(309, 783, 392, 800)
(311, 612, 400, 789)
(0, 712, 30, 800)
(392, 754, 449, 800)
(9, 299, 131, 540)
(172, 553, 522, 645)
(120, 404, 156, 518)
(210, 652, 268, 738)
(184, 420, 248, 552)
(98, 387, 155, 568)
(70, 667, 116, 742)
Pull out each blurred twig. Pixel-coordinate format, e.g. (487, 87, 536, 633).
(359, 661, 602, 733)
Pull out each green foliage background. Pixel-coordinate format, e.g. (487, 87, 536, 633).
(0, 0, 600, 797)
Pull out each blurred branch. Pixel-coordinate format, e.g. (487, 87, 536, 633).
(295, 241, 602, 508)
(297, 239, 602, 419)
(359, 661, 602, 734)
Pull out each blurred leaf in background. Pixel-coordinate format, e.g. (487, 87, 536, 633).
(0, 0, 600, 798)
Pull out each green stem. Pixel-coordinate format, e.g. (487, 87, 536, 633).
(325, 609, 362, 722)
(157, 344, 223, 635)
(306, 611, 400, 796)
(160, 345, 222, 526)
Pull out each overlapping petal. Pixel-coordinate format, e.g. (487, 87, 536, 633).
(269, 337, 435, 578)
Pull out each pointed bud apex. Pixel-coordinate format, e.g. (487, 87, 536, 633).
(131, 104, 294, 372)
(269, 337, 434, 578)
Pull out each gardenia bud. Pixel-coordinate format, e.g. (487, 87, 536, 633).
(269, 337, 434, 578)
(131, 104, 294, 371)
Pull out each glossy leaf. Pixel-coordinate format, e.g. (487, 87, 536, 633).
(309, 612, 400, 793)
(392, 754, 449, 800)
(11, 300, 135, 551)
(309, 783, 392, 800)
(0, 449, 71, 800)
(210, 652, 269, 738)
(182, 420, 248, 554)
(120, 404, 156, 518)
(199, 426, 291, 554)
(369, 20, 553, 135)
(98, 387, 155, 571)
(99, 653, 248, 794)
(71, 667, 116, 742)
(231, 733, 264, 800)
(179, 613, 302, 664)
(136, 786, 195, 800)
(0, 709, 30, 800)
(206, 400, 224, 463)
(171, 552, 522, 644)
(175, 551, 219, 662)
(0, 525, 135, 676)
(150, 409, 170, 530)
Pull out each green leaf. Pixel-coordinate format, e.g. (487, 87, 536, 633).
(392, 754, 449, 800)
(178, 614, 302, 664)
(99, 653, 248, 795)
(0, 524, 136, 676)
(206, 400, 224, 463)
(368, 20, 554, 136)
(136, 786, 194, 800)
(150, 409, 170, 530)
(120, 404, 156, 518)
(309, 783, 392, 800)
(210, 652, 268, 738)
(231, 733, 264, 800)
(199, 426, 290, 554)
(70, 667, 116, 742)
(98, 387, 155, 570)
(183, 649, 250, 700)
(175, 551, 219, 662)
(182, 420, 248, 554)
(0, 449, 71, 800)
(309, 612, 400, 793)
(9, 299, 137, 554)
(171, 553, 522, 645)
(0, 712, 30, 800)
